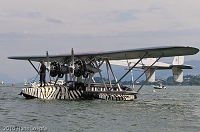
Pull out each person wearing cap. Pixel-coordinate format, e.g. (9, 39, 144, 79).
(38, 60, 46, 87)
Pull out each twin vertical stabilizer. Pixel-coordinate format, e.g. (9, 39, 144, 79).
(144, 56, 189, 83)
(172, 56, 184, 82)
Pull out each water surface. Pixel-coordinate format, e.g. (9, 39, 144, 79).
(0, 85, 200, 132)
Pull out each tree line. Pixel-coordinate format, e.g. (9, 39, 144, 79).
(93, 75, 200, 86)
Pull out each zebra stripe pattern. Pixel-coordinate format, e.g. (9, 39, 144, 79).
(21, 85, 83, 100)
(21, 85, 136, 101)
(98, 93, 135, 101)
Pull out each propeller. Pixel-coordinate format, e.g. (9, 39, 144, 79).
(46, 51, 50, 72)
(46, 51, 53, 85)
(71, 48, 75, 76)
(71, 48, 75, 86)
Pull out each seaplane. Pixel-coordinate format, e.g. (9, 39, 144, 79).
(8, 46, 199, 101)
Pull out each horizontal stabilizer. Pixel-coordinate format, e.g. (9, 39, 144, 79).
(145, 58, 156, 65)
(172, 67, 183, 82)
(171, 65, 193, 69)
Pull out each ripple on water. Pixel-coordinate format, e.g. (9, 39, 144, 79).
(1, 85, 200, 132)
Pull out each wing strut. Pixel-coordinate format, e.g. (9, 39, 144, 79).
(106, 60, 112, 89)
(125, 54, 134, 90)
(94, 60, 108, 91)
(28, 59, 39, 73)
(54, 76, 59, 85)
(136, 54, 164, 92)
(106, 59, 121, 91)
(110, 52, 148, 90)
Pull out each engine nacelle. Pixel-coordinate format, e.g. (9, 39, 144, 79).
(50, 61, 68, 78)
(49, 60, 101, 78)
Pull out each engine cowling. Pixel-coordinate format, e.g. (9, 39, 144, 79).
(50, 61, 68, 78)
(49, 60, 100, 78)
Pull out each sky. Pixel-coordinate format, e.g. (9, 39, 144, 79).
(0, 0, 200, 81)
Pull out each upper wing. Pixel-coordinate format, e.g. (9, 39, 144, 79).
(8, 46, 199, 62)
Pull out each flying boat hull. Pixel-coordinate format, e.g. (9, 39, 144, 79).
(19, 85, 137, 101)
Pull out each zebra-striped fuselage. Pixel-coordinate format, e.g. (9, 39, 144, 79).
(20, 85, 137, 101)
(21, 85, 83, 100)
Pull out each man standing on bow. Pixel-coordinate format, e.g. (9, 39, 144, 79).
(38, 60, 46, 87)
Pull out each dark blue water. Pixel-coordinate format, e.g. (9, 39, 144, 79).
(0, 84, 200, 132)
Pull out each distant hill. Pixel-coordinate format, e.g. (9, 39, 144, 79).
(1, 60, 200, 83)
(0, 71, 19, 84)
(99, 60, 200, 81)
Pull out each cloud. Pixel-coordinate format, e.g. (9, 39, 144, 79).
(45, 17, 63, 24)
(114, 10, 138, 22)
(1, 1, 200, 35)
(27, 12, 42, 18)
(0, 0, 200, 80)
